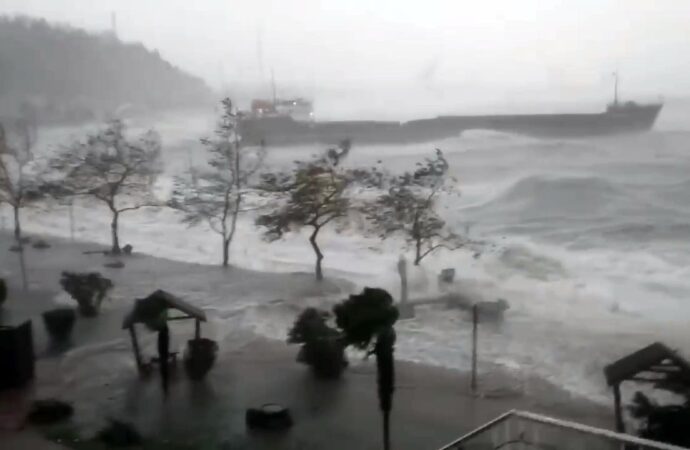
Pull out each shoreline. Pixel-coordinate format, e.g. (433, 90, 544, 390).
(1, 230, 623, 396)
(0, 232, 613, 448)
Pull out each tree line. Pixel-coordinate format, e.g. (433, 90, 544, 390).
(0, 98, 469, 279)
(0, 16, 213, 123)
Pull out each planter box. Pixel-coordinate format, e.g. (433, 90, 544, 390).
(0, 320, 34, 389)
(42, 308, 76, 342)
(184, 338, 218, 380)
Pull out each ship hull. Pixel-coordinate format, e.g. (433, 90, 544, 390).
(240, 103, 663, 147)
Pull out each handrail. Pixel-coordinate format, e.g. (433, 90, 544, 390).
(438, 409, 690, 450)
(439, 409, 517, 448)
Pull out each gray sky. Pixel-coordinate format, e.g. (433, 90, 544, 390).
(3, 0, 690, 109)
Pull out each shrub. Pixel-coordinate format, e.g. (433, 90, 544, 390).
(59, 272, 113, 317)
(629, 391, 690, 447)
(288, 308, 346, 379)
(27, 399, 74, 425)
(288, 308, 339, 344)
(97, 419, 143, 447)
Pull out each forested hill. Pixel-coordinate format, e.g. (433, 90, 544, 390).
(0, 16, 215, 124)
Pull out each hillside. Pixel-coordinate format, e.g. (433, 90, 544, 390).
(0, 16, 215, 124)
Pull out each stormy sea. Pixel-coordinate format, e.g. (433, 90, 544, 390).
(15, 101, 690, 404)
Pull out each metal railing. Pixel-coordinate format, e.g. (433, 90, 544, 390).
(439, 409, 689, 450)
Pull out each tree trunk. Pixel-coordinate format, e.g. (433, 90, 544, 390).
(397, 256, 408, 306)
(13, 204, 21, 242)
(376, 327, 396, 450)
(17, 237, 28, 291)
(414, 238, 422, 266)
(222, 236, 230, 267)
(382, 410, 391, 450)
(222, 193, 241, 268)
(309, 226, 324, 281)
(111, 211, 121, 254)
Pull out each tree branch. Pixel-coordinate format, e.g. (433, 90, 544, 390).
(116, 202, 160, 213)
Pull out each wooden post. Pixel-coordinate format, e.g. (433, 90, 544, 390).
(398, 256, 408, 305)
(17, 243, 28, 291)
(194, 319, 201, 340)
(68, 201, 75, 242)
(613, 382, 625, 432)
(128, 325, 143, 371)
(471, 304, 478, 394)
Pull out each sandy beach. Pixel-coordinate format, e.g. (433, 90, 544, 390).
(0, 233, 611, 449)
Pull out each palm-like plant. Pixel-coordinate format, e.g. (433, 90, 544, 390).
(334, 288, 398, 450)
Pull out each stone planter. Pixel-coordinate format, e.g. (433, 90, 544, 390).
(183, 338, 218, 380)
(42, 308, 76, 342)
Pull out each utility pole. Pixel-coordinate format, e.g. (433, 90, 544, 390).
(68, 200, 75, 242)
(612, 72, 619, 106)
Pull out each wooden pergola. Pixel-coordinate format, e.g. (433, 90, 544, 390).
(604, 342, 690, 433)
(122, 289, 207, 372)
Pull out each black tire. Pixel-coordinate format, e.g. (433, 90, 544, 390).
(245, 403, 293, 430)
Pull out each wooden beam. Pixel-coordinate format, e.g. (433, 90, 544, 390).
(167, 315, 194, 321)
(648, 365, 682, 373)
(629, 376, 665, 383)
(128, 325, 143, 372)
(613, 383, 625, 433)
(194, 319, 201, 340)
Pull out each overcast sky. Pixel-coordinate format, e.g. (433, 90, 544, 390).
(3, 0, 690, 106)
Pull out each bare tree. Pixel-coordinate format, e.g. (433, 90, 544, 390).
(364, 149, 464, 265)
(256, 142, 355, 281)
(51, 119, 161, 254)
(0, 118, 41, 242)
(170, 98, 264, 267)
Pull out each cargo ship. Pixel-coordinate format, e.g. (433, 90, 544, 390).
(240, 81, 663, 147)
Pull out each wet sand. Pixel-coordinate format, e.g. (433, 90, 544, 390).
(0, 233, 611, 449)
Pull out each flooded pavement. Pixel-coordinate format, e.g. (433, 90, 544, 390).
(0, 234, 609, 449)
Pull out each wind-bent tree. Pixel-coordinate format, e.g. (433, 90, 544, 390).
(170, 99, 264, 267)
(334, 288, 399, 450)
(0, 119, 42, 242)
(365, 149, 464, 265)
(52, 120, 161, 254)
(256, 142, 354, 281)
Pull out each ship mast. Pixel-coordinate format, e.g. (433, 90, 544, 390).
(612, 71, 619, 105)
(111, 12, 117, 38)
(271, 69, 277, 107)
